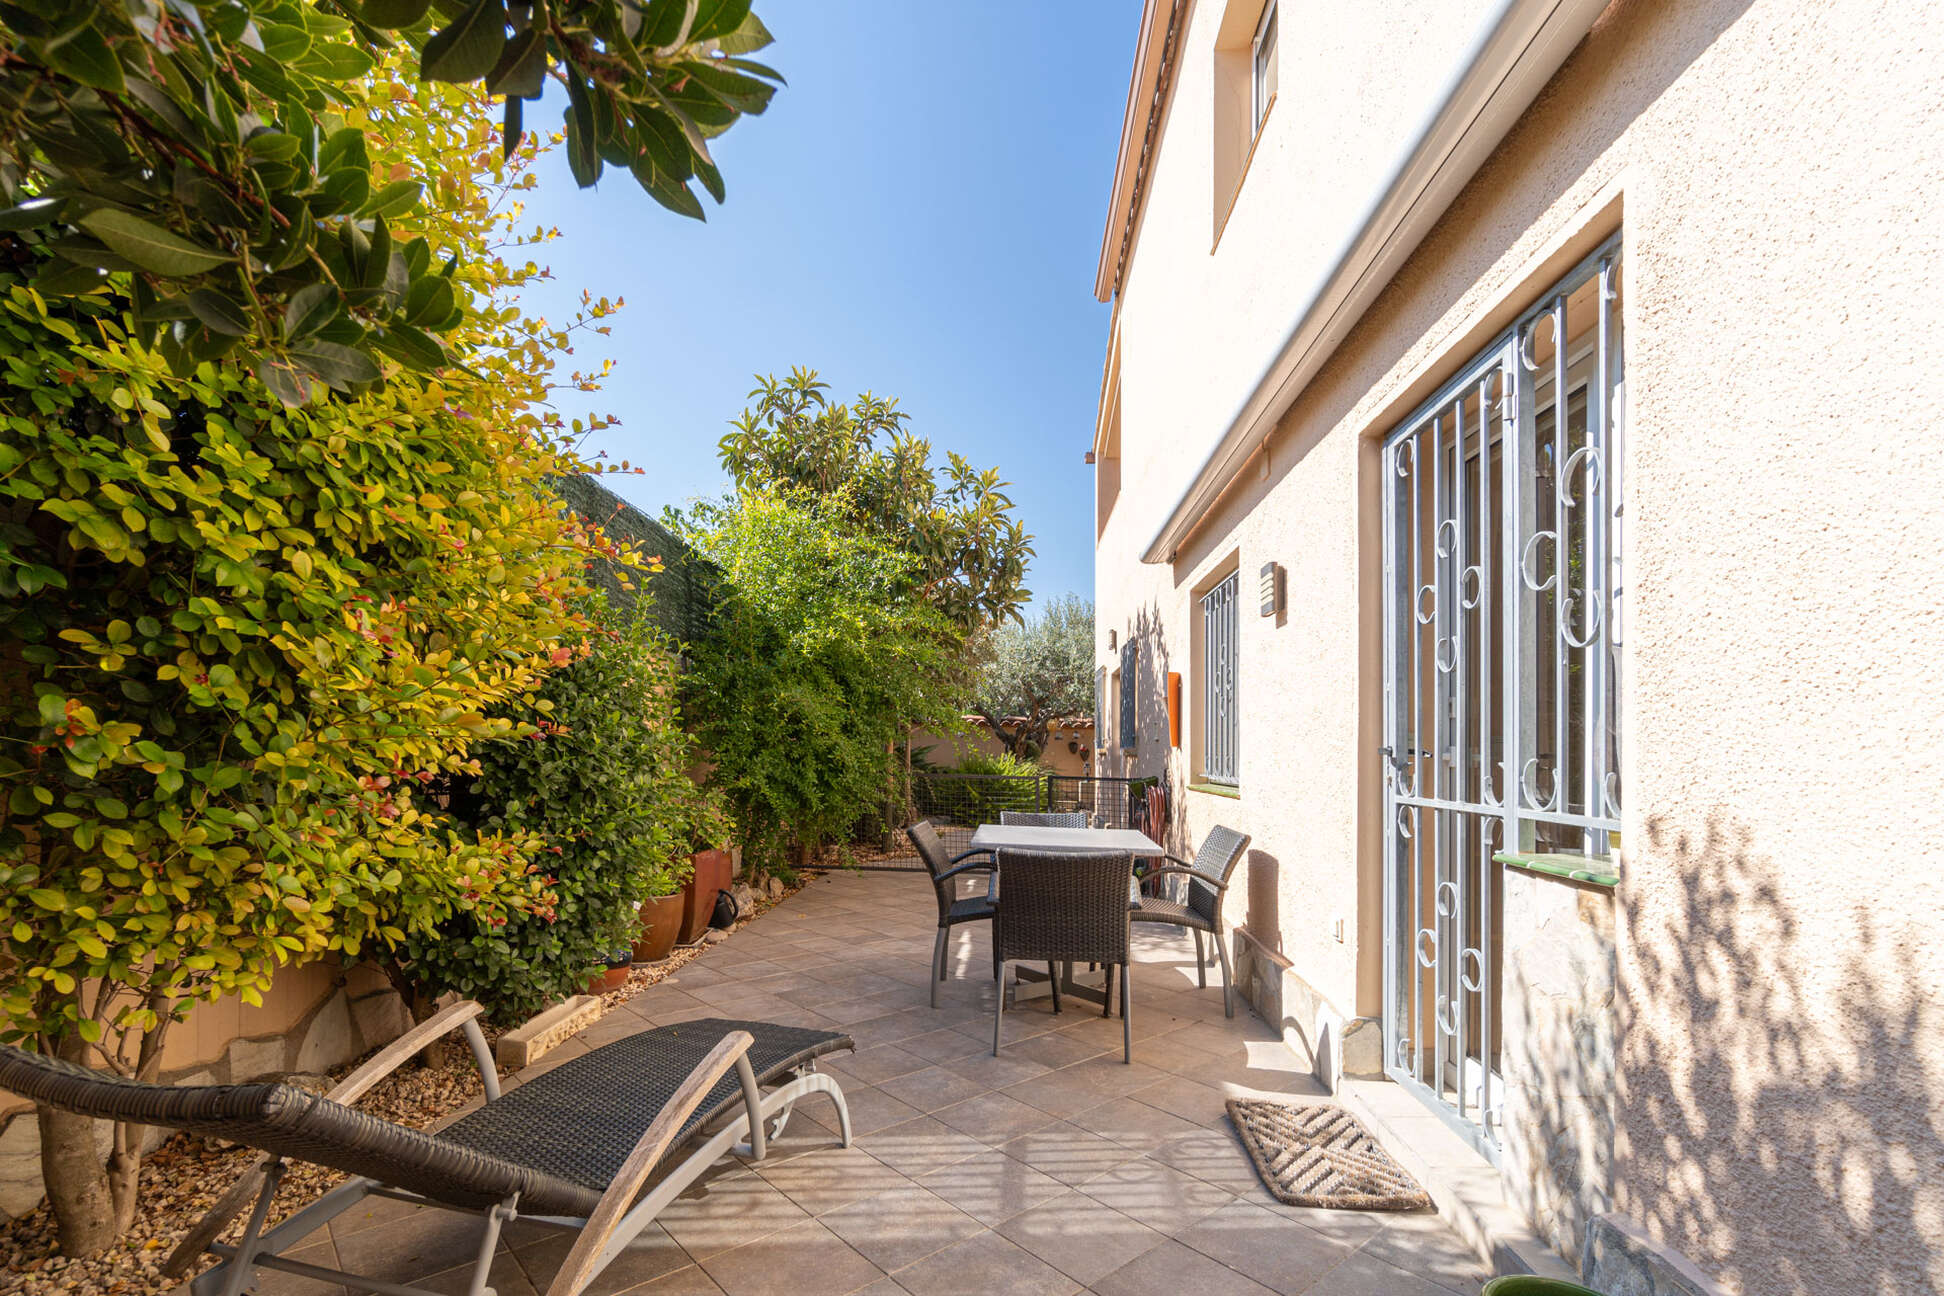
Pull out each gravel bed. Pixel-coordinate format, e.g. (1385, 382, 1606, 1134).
(0, 876, 806, 1296)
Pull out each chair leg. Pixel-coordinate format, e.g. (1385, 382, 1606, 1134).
(216, 1159, 287, 1296)
(1193, 928, 1207, 988)
(1049, 963, 1062, 1014)
(1101, 965, 1114, 1017)
(931, 927, 946, 1008)
(1217, 929, 1235, 1019)
(1121, 964, 1133, 1063)
(993, 962, 1005, 1056)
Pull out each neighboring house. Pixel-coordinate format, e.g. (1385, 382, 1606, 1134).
(1089, 2, 1941, 1294)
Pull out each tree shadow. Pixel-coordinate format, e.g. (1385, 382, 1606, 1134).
(1517, 811, 1941, 1293)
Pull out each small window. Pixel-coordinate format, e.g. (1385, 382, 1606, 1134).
(1251, 0, 1278, 135)
(1201, 574, 1240, 783)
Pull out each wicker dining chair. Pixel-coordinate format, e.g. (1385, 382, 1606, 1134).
(993, 848, 1136, 1062)
(909, 818, 1001, 1008)
(998, 810, 1092, 828)
(1131, 824, 1253, 1017)
(0, 1011, 852, 1296)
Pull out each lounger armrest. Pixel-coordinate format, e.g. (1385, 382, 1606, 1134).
(329, 1000, 492, 1105)
(544, 1030, 754, 1296)
(164, 1000, 492, 1278)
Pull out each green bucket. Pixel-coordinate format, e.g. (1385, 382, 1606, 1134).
(1482, 1279, 1604, 1296)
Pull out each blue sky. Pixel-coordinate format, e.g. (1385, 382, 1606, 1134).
(512, 1, 1138, 607)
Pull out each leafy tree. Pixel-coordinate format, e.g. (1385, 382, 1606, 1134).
(394, 599, 731, 1027)
(971, 594, 1094, 760)
(0, 0, 780, 399)
(0, 25, 775, 1252)
(679, 490, 961, 873)
(717, 368, 1033, 631)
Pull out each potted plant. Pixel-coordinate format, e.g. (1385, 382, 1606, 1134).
(677, 792, 737, 946)
(632, 876, 686, 964)
(586, 948, 633, 994)
(1482, 1278, 1604, 1296)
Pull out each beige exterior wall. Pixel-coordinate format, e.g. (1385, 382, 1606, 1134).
(1094, 1, 1944, 1292)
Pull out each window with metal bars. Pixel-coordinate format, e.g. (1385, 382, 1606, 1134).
(1200, 574, 1240, 783)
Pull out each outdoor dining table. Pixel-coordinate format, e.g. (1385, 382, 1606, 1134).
(968, 823, 1163, 1009)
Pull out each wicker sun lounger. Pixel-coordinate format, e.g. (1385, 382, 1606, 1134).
(0, 1006, 853, 1296)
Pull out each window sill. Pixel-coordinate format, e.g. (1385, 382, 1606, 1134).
(1188, 781, 1241, 800)
(1493, 851, 1618, 890)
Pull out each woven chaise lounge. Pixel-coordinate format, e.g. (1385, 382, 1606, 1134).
(0, 1006, 854, 1296)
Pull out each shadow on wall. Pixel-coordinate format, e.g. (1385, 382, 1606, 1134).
(1608, 814, 1941, 1294)
(1123, 603, 1185, 847)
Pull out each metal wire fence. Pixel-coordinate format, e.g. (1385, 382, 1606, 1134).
(906, 774, 1157, 858)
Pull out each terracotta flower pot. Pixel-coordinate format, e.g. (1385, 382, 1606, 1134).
(632, 894, 683, 964)
(585, 950, 632, 994)
(679, 848, 733, 945)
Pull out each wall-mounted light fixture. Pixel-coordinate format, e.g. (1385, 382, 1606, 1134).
(1259, 561, 1284, 617)
(1107, 629, 1117, 651)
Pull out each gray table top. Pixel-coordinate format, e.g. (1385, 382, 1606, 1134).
(968, 824, 1163, 854)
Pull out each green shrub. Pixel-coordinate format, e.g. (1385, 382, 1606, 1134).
(395, 602, 730, 1025)
(681, 491, 961, 874)
(953, 750, 1046, 822)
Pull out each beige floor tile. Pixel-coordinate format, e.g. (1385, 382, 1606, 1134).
(1172, 1197, 1354, 1293)
(1075, 1158, 1234, 1236)
(874, 1064, 994, 1114)
(992, 1191, 1167, 1287)
(698, 1220, 886, 1296)
(932, 1091, 1060, 1143)
(514, 1223, 690, 1296)
(854, 1115, 994, 1177)
(918, 1155, 1070, 1226)
(891, 1227, 1082, 1296)
(996, 1122, 1142, 1187)
(819, 1182, 988, 1272)
(1091, 1239, 1277, 1296)
(655, 1170, 811, 1261)
(752, 1144, 913, 1216)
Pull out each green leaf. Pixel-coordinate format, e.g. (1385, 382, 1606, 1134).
(365, 180, 423, 220)
(283, 282, 339, 340)
(0, 198, 62, 231)
(245, 131, 302, 162)
(27, 889, 65, 913)
(713, 10, 774, 55)
(486, 27, 547, 99)
(421, 0, 508, 84)
(43, 25, 125, 92)
(371, 322, 448, 371)
(362, 0, 433, 29)
(402, 275, 454, 328)
(689, 0, 753, 42)
(79, 209, 228, 277)
(564, 75, 600, 187)
(289, 340, 382, 388)
(186, 289, 252, 337)
(256, 357, 318, 407)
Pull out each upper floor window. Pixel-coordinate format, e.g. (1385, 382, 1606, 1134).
(1251, 0, 1278, 135)
(1201, 573, 1240, 784)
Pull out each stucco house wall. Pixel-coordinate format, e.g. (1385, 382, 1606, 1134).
(1093, 0, 1944, 1292)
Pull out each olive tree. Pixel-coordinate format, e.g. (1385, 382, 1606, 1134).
(970, 594, 1094, 760)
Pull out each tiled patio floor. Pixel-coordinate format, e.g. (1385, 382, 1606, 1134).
(284, 868, 1488, 1296)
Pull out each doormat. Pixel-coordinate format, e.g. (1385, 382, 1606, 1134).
(1225, 1098, 1432, 1210)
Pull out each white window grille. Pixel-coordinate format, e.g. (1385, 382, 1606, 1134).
(1201, 573, 1240, 783)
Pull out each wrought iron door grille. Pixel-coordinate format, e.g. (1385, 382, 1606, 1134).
(1380, 236, 1623, 1156)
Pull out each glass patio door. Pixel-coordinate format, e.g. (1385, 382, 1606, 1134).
(1381, 240, 1623, 1153)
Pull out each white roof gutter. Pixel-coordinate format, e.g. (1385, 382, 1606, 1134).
(1140, 0, 1610, 565)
